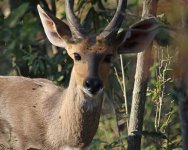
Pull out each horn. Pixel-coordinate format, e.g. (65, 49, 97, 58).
(65, 0, 85, 38)
(99, 0, 127, 40)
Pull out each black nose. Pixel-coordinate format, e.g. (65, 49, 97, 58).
(84, 77, 103, 95)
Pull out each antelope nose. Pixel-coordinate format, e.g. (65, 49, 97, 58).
(84, 77, 103, 95)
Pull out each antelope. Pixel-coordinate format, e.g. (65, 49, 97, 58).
(0, 0, 158, 149)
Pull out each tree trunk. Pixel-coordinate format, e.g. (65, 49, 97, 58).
(128, 0, 158, 150)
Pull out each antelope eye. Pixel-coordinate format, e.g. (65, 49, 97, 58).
(73, 53, 81, 61)
(104, 54, 113, 63)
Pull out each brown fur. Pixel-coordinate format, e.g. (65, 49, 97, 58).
(0, 72, 103, 149)
(0, 6, 158, 149)
(0, 39, 114, 150)
(65, 38, 115, 86)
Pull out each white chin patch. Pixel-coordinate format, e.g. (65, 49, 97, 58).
(82, 88, 103, 97)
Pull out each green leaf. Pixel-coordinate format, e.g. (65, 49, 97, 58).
(83, 7, 95, 30)
(77, 0, 86, 11)
(0, 28, 12, 41)
(106, 133, 128, 148)
(132, 130, 167, 139)
(91, 139, 107, 147)
(4, 3, 29, 28)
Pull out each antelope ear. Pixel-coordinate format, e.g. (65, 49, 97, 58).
(117, 18, 159, 54)
(37, 5, 72, 48)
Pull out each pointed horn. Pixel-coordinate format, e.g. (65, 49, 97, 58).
(65, 0, 85, 38)
(99, 0, 127, 40)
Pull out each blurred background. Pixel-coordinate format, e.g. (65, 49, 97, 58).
(0, 0, 183, 149)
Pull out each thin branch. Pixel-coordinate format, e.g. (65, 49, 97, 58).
(120, 55, 129, 129)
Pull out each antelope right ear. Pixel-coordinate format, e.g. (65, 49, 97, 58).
(37, 5, 72, 48)
(117, 18, 159, 54)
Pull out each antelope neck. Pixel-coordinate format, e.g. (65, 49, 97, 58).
(55, 68, 103, 148)
(64, 68, 103, 112)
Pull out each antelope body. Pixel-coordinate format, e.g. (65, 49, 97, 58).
(0, 0, 158, 149)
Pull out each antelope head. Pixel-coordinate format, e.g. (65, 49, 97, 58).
(38, 0, 158, 97)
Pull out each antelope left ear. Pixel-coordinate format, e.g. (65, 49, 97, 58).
(37, 5, 72, 48)
(117, 18, 159, 54)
